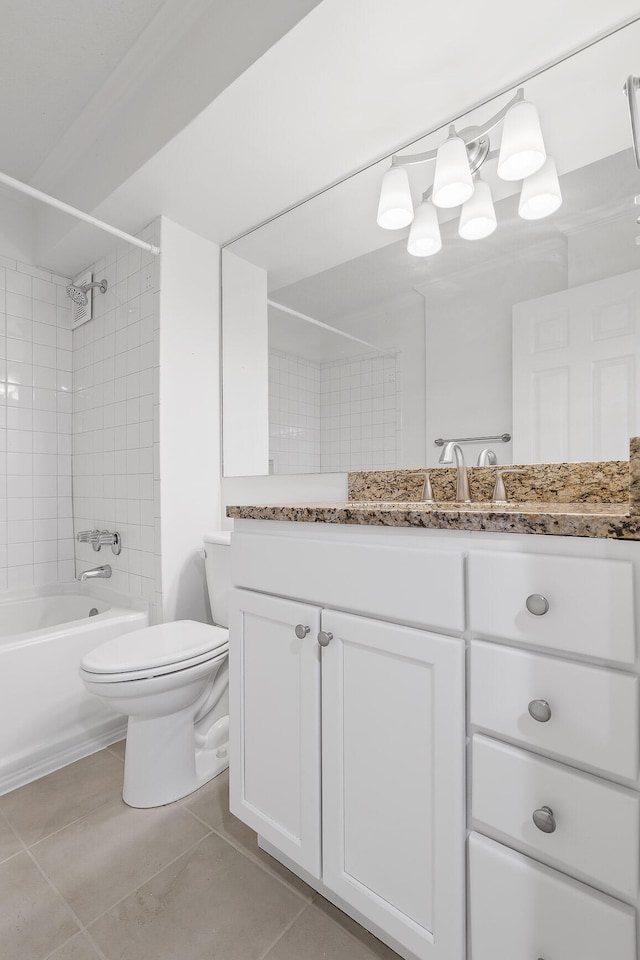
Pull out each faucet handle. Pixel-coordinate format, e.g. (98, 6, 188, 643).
(408, 472, 434, 503)
(492, 468, 526, 504)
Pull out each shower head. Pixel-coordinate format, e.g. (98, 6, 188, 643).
(66, 278, 108, 306)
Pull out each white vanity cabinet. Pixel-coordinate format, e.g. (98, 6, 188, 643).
(321, 609, 465, 960)
(228, 528, 467, 960)
(228, 589, 322, 876)
(228, 520, 640, 960)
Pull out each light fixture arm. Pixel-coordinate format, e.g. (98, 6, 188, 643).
(624, 75, 640, 169)
(391, 88, 524, 168)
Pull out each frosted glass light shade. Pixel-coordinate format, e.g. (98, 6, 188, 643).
(432, 135, 474, 208)
(407, 201, 442, 257)
(497, 99, 546, 181)
(519, 157, 562, 220)
(377, 166, 414, 229)
(458, 180, 497, 240)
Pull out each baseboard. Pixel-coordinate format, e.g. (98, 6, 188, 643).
(0, 719, 127, 797)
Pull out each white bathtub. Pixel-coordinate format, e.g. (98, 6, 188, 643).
(0, 584, 149, 795)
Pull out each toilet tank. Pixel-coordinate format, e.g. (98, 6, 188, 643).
(203, 531, 232, 628)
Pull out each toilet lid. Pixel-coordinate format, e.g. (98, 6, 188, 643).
(81, 620, 229, 675)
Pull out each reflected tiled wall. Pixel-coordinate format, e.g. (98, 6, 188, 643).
(320, 353, 401, 472)
(269, 349, 321, 473)
(72, 221, 162, 620)
(268, 349, 401, 475)
(0, 255, 73, 590)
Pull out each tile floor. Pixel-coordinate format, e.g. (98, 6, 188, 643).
(0, 743, 399, 960)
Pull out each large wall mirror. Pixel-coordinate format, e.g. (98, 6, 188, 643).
(222, 23, 640, 477)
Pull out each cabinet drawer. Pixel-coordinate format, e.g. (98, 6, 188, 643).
(468, 550, 635, 664)
(469, 833, 636, 960)
(472, 735, 640, 900)
(470, 640, 639, 780)
(232, 531, 465, 633)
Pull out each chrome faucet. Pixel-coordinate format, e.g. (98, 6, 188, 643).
(77, 564, 112, 582)
(438, 442, 471, 502)
(477, 448, 498, 466)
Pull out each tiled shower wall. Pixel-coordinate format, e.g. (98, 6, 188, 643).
(72, 221, 163, 621)
(268, 348, 401, 474)
(0, 255, 74, 590)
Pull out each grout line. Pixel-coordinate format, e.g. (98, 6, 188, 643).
(42, 931, 106, 960)
(24, 847, 86, 949)
(73, 830, 214, 933)
(256, 898, 311, 960)
(31, 828, 216, 959)
(104, 744, 125, 763)
(181, 803, 313, 904)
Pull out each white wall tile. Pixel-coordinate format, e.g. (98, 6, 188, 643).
(72, 225, 162, 620)
(0, 258, 73, 591)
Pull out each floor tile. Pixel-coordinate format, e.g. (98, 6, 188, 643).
(0, 809, 22, 863)
(106, 740, 125, 761)
(0, 851, 79, 960)
(185, 770, 314, 899)
(32, 797, 210, 924)
(89, 832, 307, 960)
(46, 932, 103, 960)
(0, 749, 124, 846)
(263, 897, 401, 960)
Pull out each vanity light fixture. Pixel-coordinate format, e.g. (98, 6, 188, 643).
(407, 199, 442, 256)
(432, 127, 475, 208)
(377, 87, 559, 257)
(458, 177, 497, 240)
(376, 165, 414, 229)
(496, 98, 546, 181)
(518, 157, 562, 220)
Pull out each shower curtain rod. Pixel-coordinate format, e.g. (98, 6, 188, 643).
(0, 170, 160, 256)
(267, 299, 386, 354)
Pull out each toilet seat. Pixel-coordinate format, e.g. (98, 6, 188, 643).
(80, 620, 229, 683)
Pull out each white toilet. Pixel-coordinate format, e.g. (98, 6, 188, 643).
(80, 531, 232, 808)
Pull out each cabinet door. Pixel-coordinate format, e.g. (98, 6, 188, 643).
(229, 588, 322, 877)
(321, 610, 465, 960)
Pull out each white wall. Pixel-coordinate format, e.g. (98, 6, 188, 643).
(420, 238, 569, 467)
(159, 218, 220, 623)
(222, 250, 269, 477)
(0, 195, 35, 265)
(567, 214, 640, 287)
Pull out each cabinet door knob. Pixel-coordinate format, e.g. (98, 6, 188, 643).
(532, 806, 556, 833)
(528, 699, 552, 723)
(294, 624, 310, 639)
(317, 630, 333, 647)
(526, 594, 549, 616)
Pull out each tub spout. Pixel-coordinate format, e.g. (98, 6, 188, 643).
(77, 564, 112, 582)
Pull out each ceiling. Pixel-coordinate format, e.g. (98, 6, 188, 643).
(85, 0, 640, 261)
(230, 20, 640, 299)
(0, 0, 168, 179)
(3, 0, 640, 274)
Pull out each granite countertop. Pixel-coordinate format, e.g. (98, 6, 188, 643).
(228, 443, 640, 540)
(226, 500, 640, 540)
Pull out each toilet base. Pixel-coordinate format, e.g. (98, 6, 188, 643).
(122, 706, 229, 808)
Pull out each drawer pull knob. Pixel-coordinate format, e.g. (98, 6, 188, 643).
(294, 624, 310, 639)
(533, 806, 556, 833)
(318, 630, 333, 647)
(526, 594, 550, 616)
(528, 699, 552, 723)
